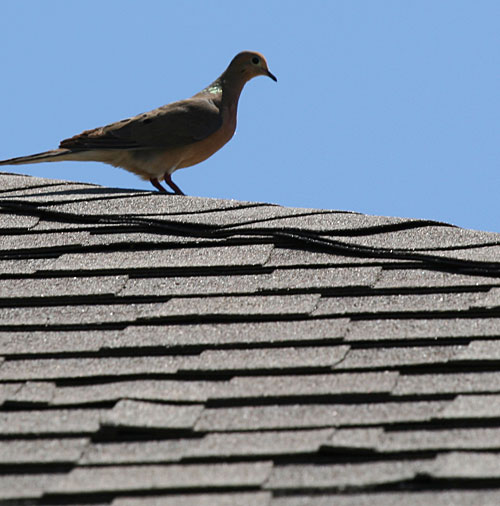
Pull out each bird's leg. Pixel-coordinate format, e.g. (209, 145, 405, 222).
(150, 178, 168, 193)
(164, 174, 185, 196)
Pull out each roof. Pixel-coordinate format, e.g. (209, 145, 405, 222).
(1, 171, 500, 505)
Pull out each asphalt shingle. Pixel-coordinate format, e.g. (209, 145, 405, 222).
(47, 462, 273, 494)
(117, 319, 349, 348)
(270, 491, 500, 506)
(0, 409, 103, 435)
(0, 356, 184, 380)
(80, 439, 197, 465)
(46, 244, 273, 274)
(265, 460, 426, 490)
(0, 275, 127, 299)
(346, 317, 500, 342)
(393, 372, 500, 396)
(314, 292, 485, 316)
(0, 438, 88, 464)
(184, 429, 335, 458)
(51, 379, 230, 406)
(195, 401, 448, 431)
(334, 345, 466, 370)
(327, 427, 500, 452)
(375, 268, 500, 289)
(182, 345, 350, 372)
(3, 172, 500, 503)
(0, 212, 39, 230)
(112, 492, 272, 506)
(0, 473, 62, 501)
(163, 294, 321, 317)
(0, 231, 90, 252)
(101, 400, 203, 430)
(216, 371, 398, 400)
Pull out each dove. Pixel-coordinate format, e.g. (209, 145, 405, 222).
(0, 51, 276, 195)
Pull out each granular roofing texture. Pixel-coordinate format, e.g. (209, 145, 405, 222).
(1, 171, 500, 505)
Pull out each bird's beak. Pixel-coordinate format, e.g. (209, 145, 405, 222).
(266, 69, 277, 82)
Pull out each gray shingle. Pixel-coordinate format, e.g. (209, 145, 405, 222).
(235, 212, 407, 232)
(0, 173, 74, 191)
(9, 381, 56, 404)
(440, 394, 500, 419)
(339, 226, 500, 249)
(265, 460, 426, 490)
(271, 491, 500, 506)
(0, 382, 22, 404)
(314, 292, 485, 316)
(195, 401, 448, 432)
(327, 427, 500, 452)
(2, 185, 142, 202)
(0, 409, 103, 434)
(120, 274, 263, 296)
(0, 302, 176, 326)
(47, 193, 254, 216)
(118, 319, 349, 348)
(0, 330, 122, 354)
(51, 379, 230, 406)
(183, 345, 350, 372)
(0, 473, 63, 500)
(84, 231, 223, 247)
(0, 231, 90, 251)
(119, 267, 380, 297)
(346, 318, 500, 341)
(217, 371, 397, 399)
(420, 245, 500, 263)
(185, 429, 335, 458)
(375, 268, 500, 289)
(258, 267, 381, 290)
(151, 205, 330, 226)
(455, 340, 500, 361)
(0, 355, 184, 380)
(33, 219, 118, 231)
(0, 257, 57, 274)
(0, 438, 88, 464)
(101, 400, 203, 430)
(334, 345, 466, 370)
(80, 439, 198, 465)
(49, 244, 273, 271)
(473, 287, 500, 309)
(163, 294, 320, 317)
(83, 431, 333, 466)
(0, 275, 127, 299)
(324, 427, 382, 450)
(430, 451, 500, 478)
(47, 462, 273, 493)
(112, 492, 271, 506)
(4, 171, 500, 502)
(393, 372, 500, 395)
(0, 212, 39, 230)
(266, 247, 396, 267)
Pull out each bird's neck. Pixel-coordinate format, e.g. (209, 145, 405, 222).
(203, 73, 248, 110)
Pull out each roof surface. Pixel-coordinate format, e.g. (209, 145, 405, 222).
(1, 171, 500, 505)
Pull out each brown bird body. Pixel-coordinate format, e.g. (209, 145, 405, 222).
(0, 51, 276, 195)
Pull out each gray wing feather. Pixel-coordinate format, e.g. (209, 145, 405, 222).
(60, 97, 222, 151)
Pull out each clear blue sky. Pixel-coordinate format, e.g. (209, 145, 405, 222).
(1, 1, 499, 232)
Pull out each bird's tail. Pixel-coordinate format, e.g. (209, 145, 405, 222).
(0, 149, 75, 166)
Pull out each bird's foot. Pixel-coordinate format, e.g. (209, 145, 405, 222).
(164, 174, 185, 196)
(150, 178, 169, 193)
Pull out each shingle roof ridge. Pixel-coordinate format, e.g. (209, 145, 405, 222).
(1, 173, 500, 277)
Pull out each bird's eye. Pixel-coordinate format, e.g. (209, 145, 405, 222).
(251, 57, 260, 65)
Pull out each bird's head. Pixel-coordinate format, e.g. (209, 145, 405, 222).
(227, 51, 277, 83)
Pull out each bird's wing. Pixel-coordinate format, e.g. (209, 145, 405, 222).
(59, 96, 223, 151)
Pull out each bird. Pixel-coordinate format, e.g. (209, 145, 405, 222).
(0, 51, 276, 195)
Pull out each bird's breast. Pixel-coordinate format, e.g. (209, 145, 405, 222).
(177, 108, 237, 169)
